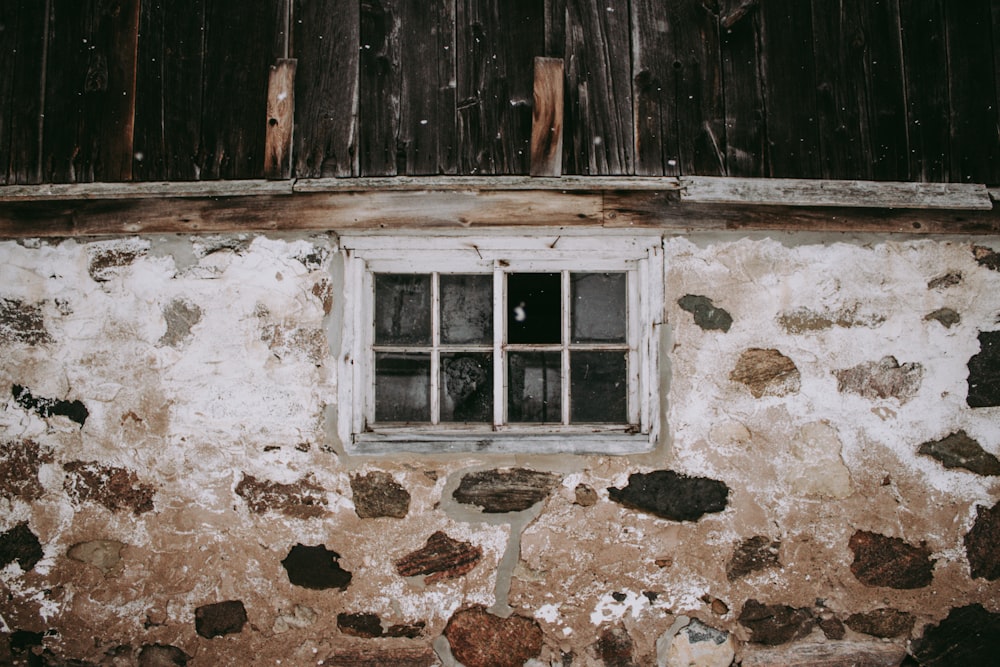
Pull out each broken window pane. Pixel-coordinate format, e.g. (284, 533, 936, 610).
(375, 353, 430, 422)
(441, 274, 493, 344)
(375, 274, 431, 345)
(572, 273, 626, 343)
(571, 351, 627, 423)
(440, 353, 493, 422)
(508, 352, 561, 423)
(508, 273, 561, 344)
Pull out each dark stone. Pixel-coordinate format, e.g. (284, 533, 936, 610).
(63, 461, 154, 515)
(138, 643, 190, 666)
(611, 591, 627, 602)
(158, 299, 202, 347)
(608, 470, 729, 522)
(817, 615, 845, 640)
(574, 483, 598, 507)
(834, 356, 923, 403)
(738, 599, 814, 645)
(385, 622, 425, 638)
(844, 608, 915, 638)
(443, 606, 544, 667)
(678, 295, 733, 332)
(684, 619, 728, 645)
(928, 272, 963, 289)
(235, 473, 328, 518)
(848, 530, 934, 589)
(87, 240, 147, 282)
(727, 535, 780, 581)
(924, 307, 961, 328)
(964, 501, 1000, 580)
(281, 543, 352, 590)
(350, 471, 410, 518)
(0, 439, 52, 501)
(0, 522, 44, 571)
(730, 348, 800, 397)
(967, 331, 1000, 407)
(0, 298, 52, 345)
(12, 385, 88, 426)
(453, 468, 559, 513)
(596, 625, 636, 667)
(918, 431, 1000, 476)
(909, 604, 1000, 667)
(394, 531, 482, 583)
(338, 612, 383, 638)
(322, 648, 438, 667)
(972, 245, 1000, 271)
(194, 600, 247, 638)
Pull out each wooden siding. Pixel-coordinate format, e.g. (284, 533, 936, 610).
(1, 0, 998, 184)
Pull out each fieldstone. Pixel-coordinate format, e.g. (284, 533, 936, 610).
(338, 612, 383, 638)
(964, 501, 1000, 580)
(786, 422, 854, 498)
(967, 331, 1000, 407)
(928, 271, 962, 289)
(281, 543, 352, 590)
(260, 324, 327, 364)
(12, 384, 88, 426)
(608, 470, 729, 522)
(67, 540, 125, 573)
(678, 295, 733, 332)
(834, 356, 924, 403)
(738, 600, 814, 645)
(0, 522, 43, 571)
(817, 614, 845, 640)
(351, 471, 410, 518)
(394, 531, 482, 583)
(0, 439, 52, 501)
(87, 238, 148, 282)
(918, 431, 1000, 476)
(453, 468, 559, 513)
(778, 306, 884, 334)
(844, 608, 915, 638)
(972, 244, 1000, 271)
(730, 348, 800, 398)
(443, 606, 543, 667)
(63, 461, 154, 515)
(194, 600, 247, 638)
(322, 648, 438, 667)
(909, 604, 1000, 667)
(574, 483, 598, 507)
(138, 643, 190, 667)
(665, 619, 734, 667)
(312, 279, 335, 315)
(385, 622, 425, 638)
(740, 642, 906, 667)
(0, 298, 52, 345)
(924, 307, 961, 328)
(158, 299, 202, 347)
(235, 473, 328, 518)
(848, 530, 934, 589)
(726, 536, 780, 581)
(597, 625, 636, 667)
(272, 605, 317, 633)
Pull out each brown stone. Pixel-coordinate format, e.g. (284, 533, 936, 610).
(87, 239, 148, 282)
(260, 324, 327, 364)
(0, 297, 52, 345)
(726, 535, 780, 581)
(281, 543, 352, 590)
(394, 531, 482, 583)
(924, 307, 961, 328)
(574, 483, 598, 507)
(0, 439, 52, 501)
(0, 522, 43, 571)
(918, 431, 1000, 476)
(834, 356, 924, 403)
(910, 604, 1000, 667)
(63, 461, 154, 514)
(337, 612, 383, 638)
(964, 501, 1000, 580)
(608, 470, 729, 522)
(972, 244, 1000, 271)
(322, 648, 438, 667)
(194, 600, 247, 638)
(385, 622, 425, 638)
(311, 278, 334, 315)
(740, 642, 906, 667)
(845, 608, 915, 638)
(778, 306, 884, 334)
(596, 624, 636, 667)
(730, 348, 800, 398)
(453, 468, 559, 513)
(138, 643, 190, 666)
(235, 473, 328, 518)
(67, 540, 126, 573)
(928, 271, 962, 289)
(443, 606, 544, 667)
(818, 615, 845, 640)
(738, 599, 814, 645)
(350, 471, 410, 518)
(848, 530, 934, 589)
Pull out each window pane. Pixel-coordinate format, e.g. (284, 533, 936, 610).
(375, 274, 431, 345)
(440, 275, 492, 344)
(508, 352, 561, 423)
(571, 351, 627, 423)
(508, 273, 561, 344)
(440, 353, 493, 422)
(375, 353, 430, 422)
(572, 273, 626, 343)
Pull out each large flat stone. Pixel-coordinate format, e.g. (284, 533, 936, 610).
(394, 531, 482, 583)
(740, 641, 906, 666)
(609, 470, 729, 522)
(909, 604, 1000, 667)
(964, 501, 1000, 580)
(453, 468, 559, 513)
(848, 530, 934, 589)
(967, 331, 1000, 407)
(443, 606, 543, 667)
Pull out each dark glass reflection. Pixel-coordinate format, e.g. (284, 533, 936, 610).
(375, 353, 430, 422)
(508, 352, 561, 423)
(507, 273, 561, 344)
(375, 274, 431, 345)
(440, 353, 493, 422)
(570, 351, 627, 423)
(571, 273, 627, 343)
(441, 274, 493, 344)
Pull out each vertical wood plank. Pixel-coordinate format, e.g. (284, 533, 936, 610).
(718, 0, 766, 177)
(41, 0, 90, 182)
(265, 59, 297, 180)
(899, 0, 949, 182)
(865, 0, 908, 181)
(757, 0, 821, 178)
(632, 0, 672, 176)
(563, 0, 633, 175)
(293, 0, 359, 178)
(359, 0, 400, 176)
(1, 1, 47, 184)
(530, 57, 564, 177)
(544, 0, 566, 58)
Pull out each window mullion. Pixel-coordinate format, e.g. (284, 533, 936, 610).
(493, 264, 505, 429)
(430, 272, 440, 425)
(561, 270, 571, 425)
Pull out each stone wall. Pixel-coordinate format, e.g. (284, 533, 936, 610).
(0, 233, 998, 666)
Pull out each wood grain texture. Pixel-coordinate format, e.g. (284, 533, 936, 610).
(0, 1, 47, 184)
(530, 57, 564, 177)
(863, 0, 908, 181)
(631, 0, 672, 176)
(265, 59, 297, 180)
(719, 0, 766, 177)
(359, 0, 400, 175)
(293, 0, 358, 178)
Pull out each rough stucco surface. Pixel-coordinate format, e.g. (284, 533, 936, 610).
(0, 233, 998, 666)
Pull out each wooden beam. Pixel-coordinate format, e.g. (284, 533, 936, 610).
(530, 57, 564, 177)
(264, 59, 297, 180)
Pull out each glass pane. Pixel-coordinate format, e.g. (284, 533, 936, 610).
(375, 353, 430, 422)
(571, 351, 627, 423)
(572, 273, 627, 343)
(508, 273, 562, 344)
(440, 353, 493, 422)
(375, 274, 431, 345)
(508, 352, 561, 423)
(441, 274, 493, 344)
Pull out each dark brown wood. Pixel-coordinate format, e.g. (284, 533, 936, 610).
(632, 0, 672, 176)
(264, 59, 297, 180)
(292, 0, 358, 178)
(530, 57, 564, 177)
(864, 0, 908, 181)
(1, 1, 47, 185)
(718, 0, 766, 177)
(544, 0, 566, 58)
(358, 0, 400, 176)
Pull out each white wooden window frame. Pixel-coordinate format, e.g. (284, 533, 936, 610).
(338, 234, 663, 455)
